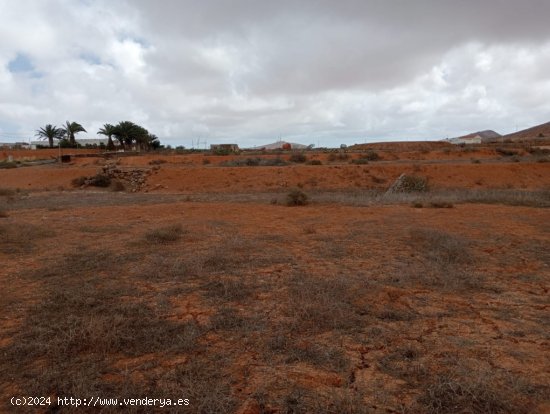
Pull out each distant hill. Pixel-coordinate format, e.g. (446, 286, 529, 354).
(248, 141, 308, 150)
(501, 121, 550, 141)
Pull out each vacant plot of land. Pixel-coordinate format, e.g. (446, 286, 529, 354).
(0, 145, 549, 412)
(0, 192, 548, 413)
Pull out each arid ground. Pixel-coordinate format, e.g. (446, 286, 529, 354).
(1, 142, 549, 413)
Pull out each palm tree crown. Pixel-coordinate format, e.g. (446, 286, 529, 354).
(35, 124, 63, 148)
(62, 121, 87, 146)
(97, 123, 116, 150)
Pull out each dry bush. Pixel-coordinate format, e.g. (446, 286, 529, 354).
(89, 173, 111, 187)
(496, 147, 518, 156)
(411, 228, 473, 267)
(417, 373, 535, 414)
(201, 236, 252, 273)
(265, 386, 369, 414)
(409, 228, 484, 290)
(285, 274, 363, 332)
(202, 278, 252, 302)
(286, 189, 308, 206)
(209, 306, 264, 333)
(160, 357, 237, 413)
(378, 345, 428, 383)
(0, 210, 7, 218)
(327, 152, 350, 162)
(144, 223, 184, 243)
(71, 175, 87, 187)
(400, 174, 429, 192)
(306, 159, 322, 165)
(289, 153, 307, 163)
(285, 342, 349, 372)
(0, 222, 55, 254)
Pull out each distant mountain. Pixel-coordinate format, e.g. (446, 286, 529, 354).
(448, 130, 501, 144)
(501, 121, 550, 141)
(248, 141, 308, 150)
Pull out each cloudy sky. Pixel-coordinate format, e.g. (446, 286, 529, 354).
(1, 0, 550, 147)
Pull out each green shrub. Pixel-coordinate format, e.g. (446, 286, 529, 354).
(286, 189, 308, 206)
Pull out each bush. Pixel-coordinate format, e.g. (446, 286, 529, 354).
(89, 174, 111, 187)
(306, 159, 322, 165)
(351, 158, 369, 165)
(327, 152, 349, 162)
(363, 150, 380, 161)
(388, 174, 428, 193)
(71, 176, 87, 187)
(286, 189, 308, 206)
(145, 224, 184, 243)
(496, 147, 518, 156)
(289, 153, 307, 163)
(0, 210, 8, 218)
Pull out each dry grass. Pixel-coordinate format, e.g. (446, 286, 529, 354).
(418, 373, 534, 414)
(0, 222, 55, 254)
(408, 228, 483, 290)
(144, 223, 184, 243)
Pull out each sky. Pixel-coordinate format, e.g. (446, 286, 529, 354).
(1, 0, 550, 148)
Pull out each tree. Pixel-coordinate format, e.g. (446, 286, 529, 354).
(61, 121, 87, 146)
(112, 121, 159, 151)
(97, 123, 116, 150)
(35, 124, 63, 148)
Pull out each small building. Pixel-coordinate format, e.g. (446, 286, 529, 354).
(210, 144, 239, 153)
(449, 135, 483, 145)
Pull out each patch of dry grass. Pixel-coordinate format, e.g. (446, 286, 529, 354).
(144, 223, 185, 243)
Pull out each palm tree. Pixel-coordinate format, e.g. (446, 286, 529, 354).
(61, 121, 87, 146)
(35, 124, 63, 148)
(97, 123, 116, 150)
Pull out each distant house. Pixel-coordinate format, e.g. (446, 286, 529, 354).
(450, 135, 483, 145)
(210, 144, 239, 153)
